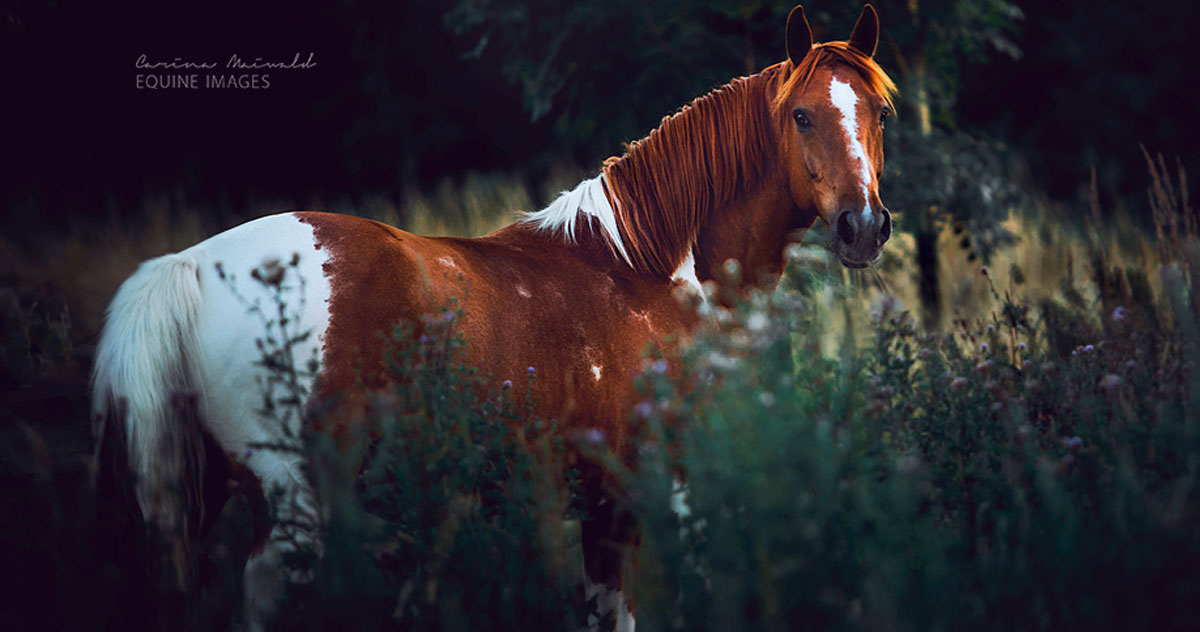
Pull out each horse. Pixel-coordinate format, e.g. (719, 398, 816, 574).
(91, 5, 896, 630)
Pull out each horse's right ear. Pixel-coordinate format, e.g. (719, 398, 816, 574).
(786, 5, 813, 66)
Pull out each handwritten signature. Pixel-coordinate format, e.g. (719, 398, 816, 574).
(135, 53, 316, 70)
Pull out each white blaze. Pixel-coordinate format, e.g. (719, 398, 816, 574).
(829, 77, 874, 220)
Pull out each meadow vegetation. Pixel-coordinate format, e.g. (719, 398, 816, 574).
(1, 158, 1197, 629)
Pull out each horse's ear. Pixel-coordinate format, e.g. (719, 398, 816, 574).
(786, 5, 813, 66)
(848, 4, 879, 58)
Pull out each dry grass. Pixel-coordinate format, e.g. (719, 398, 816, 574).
(0, 168, 593, 339)
(780, 187, 1171, 358)
(1, 191, 213, 342)
(0, 165, 1169, 347)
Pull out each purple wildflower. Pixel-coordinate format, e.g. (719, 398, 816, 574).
(1112, 306, 1127, 321)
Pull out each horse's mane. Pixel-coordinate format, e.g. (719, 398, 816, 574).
(600, 66, 781, 277)
(528, 41, 898, 278)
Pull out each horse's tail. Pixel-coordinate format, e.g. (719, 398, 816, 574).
(92, 253, 208, 592)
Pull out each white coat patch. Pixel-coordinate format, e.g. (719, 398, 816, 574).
(671, 249, 703, 294)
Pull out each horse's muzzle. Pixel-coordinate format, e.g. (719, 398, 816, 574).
(832, 206, 891, 268)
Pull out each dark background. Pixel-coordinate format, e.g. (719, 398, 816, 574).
(1, 3, 1198, 628)
(0, 0, 552, 225)
(2, 0, 1197, 233)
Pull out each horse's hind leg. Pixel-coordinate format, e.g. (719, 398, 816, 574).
(238, 454, 323, 631)
(195, 434, 234, 589)
(581, 487, 637, 632)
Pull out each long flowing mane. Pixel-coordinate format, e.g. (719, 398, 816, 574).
(600, 68, 782, 277)
(527, 41, 897, 278)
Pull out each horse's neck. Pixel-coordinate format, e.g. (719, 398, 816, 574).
(691, 177, 818, 289)
(603, 71, 780, 279)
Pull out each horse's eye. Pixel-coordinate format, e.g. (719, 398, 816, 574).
(793, 109, 811, 129)
(879, 107, 891, 127)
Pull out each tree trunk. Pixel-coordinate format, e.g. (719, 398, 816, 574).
(909, 2, 941, 329)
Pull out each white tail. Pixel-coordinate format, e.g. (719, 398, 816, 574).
(92, 253, 207, 588)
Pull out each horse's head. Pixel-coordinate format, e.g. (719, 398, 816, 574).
(774, 5, 896, 269)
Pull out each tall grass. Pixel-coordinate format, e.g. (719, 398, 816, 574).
(1, 158, 1197, 629)
(0, 169, 589, 343)
(161, 157, 1185, 631)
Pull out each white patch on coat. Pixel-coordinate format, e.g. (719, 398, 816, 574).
(585, 578, 636, 632)
(829, 77, 874, 220)
(92, 212, 333, 630)
(517, 285, 532, 298)
(671, 477, 691, 518)
(671, 249, 703, 294)
(522, 174, 632, 265)
(591, 365, 603, 381)
(436, 256, 458, 270)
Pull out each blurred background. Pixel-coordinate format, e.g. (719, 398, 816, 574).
(3, 0, 1198, 338)
(3, 2, 1199, 629)
(2, 0, 1197, 334)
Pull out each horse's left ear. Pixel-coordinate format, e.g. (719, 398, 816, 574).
(848, 4, 879, 58)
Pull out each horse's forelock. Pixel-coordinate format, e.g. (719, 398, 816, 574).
(771, 41, 897, 115)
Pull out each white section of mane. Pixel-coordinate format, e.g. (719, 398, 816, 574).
(523, 174, 632, 265)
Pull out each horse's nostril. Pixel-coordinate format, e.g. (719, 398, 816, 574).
(836, 212, 855, 244)
(879, 209, 892, 241)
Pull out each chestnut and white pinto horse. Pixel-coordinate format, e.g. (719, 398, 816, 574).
(92, 5, 896, 630)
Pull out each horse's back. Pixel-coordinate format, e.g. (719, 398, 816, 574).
(176, 210, 687, 457)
